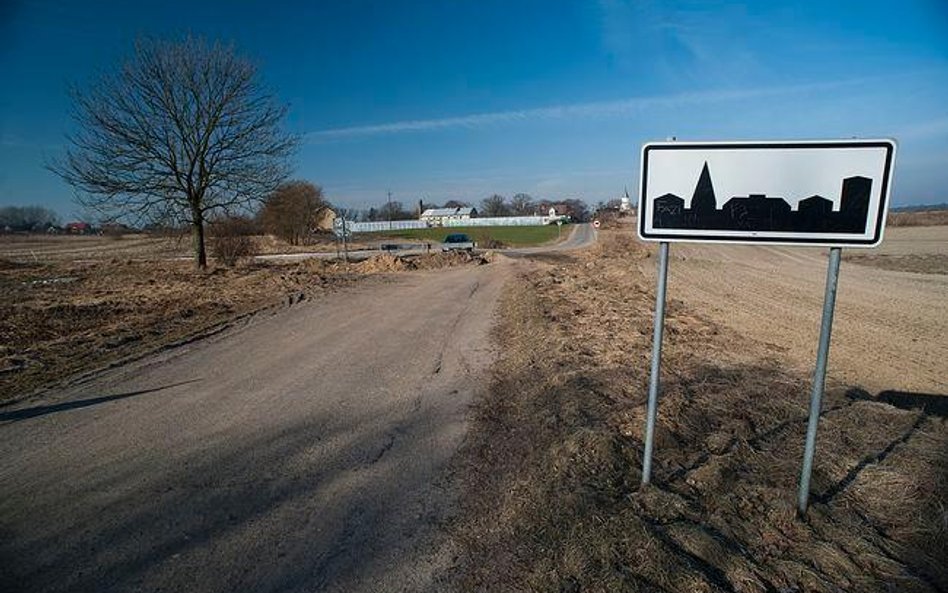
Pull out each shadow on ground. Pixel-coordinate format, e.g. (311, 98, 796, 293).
(847, 387, 948, 418)
(0, 393, 453, 593)
(0, 379, 203, 423)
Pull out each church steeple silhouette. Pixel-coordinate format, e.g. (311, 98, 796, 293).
(691, 161, 717, 214)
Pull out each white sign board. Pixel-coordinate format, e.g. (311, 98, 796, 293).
(638, 140, 896, 247)
(332, 218, 352, 238)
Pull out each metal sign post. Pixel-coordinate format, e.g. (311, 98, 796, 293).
(797, 247, 842, 513)
(333, 217, 352, 263)
(342, 218, 350, 263)
(642, 241, 669, 485)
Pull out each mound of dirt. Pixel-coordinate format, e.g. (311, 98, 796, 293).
(349, 251, 491, 274)
(410, 250, 492, 270)
(354, 254, 414, 273)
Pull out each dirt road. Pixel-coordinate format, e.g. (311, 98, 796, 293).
(0, 262, 515, 592)
(647, 225, 948, 394)
(505, 222, 596, 255)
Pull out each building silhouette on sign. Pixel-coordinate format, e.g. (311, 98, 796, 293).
(652, 162, 872, 233)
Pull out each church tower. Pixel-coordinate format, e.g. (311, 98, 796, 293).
(691, 162, 717, 214)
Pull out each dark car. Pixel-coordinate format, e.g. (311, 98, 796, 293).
(442, 233, 475, 251)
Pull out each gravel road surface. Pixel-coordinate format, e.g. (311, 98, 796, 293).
(1, 261, 517, 592)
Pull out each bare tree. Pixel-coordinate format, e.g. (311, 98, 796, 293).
(562, 198, 591, 222)
(378, 200, 413, 221)
(480, 194, 509, 217)
(209, 215, 257, 266)
(510, 193, 534, 215)
(49, 36, 299, 268)
(260, 181, 330, 245)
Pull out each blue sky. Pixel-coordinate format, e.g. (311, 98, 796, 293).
(1, 0, 947, 217)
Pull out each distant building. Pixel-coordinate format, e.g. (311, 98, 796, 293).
(548, 204, 571, 218)
(420, 207, 477, 226)
(64, 221, 91, 234)
(314, 208, 336, 232)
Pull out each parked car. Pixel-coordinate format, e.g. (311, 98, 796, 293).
(441, 233, 475, 252)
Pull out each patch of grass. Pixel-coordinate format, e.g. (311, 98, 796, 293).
(365, 224, 564, 247)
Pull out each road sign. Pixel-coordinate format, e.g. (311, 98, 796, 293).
(638, 139, 896, 247)
(332, 218, 352, 238)
(637, 138, 899, 516)
(592, 220, 600, 229)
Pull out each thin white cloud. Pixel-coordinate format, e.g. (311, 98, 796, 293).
(307, 78, 872, 141)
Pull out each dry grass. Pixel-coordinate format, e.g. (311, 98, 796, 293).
(0, 250, 484, 402)
(0, 233, 191, 262)
(451, 230, 947, 592)
(887, 210, 948, 227)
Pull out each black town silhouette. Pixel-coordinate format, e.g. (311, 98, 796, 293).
(652, 162, 872, 233)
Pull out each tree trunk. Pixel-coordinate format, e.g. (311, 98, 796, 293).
(191, 213, 207, 269)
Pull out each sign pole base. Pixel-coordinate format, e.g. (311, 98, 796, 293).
(797, 247, 842, 514)
(642, 241, 670, 485)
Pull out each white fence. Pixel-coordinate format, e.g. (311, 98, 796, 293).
(345, 215, 564, 233)
(443, 215, 554, 227)
(346, 220, 428, 233)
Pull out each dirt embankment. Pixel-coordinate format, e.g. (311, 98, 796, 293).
(451, 231, 946, 592)
(887, 210, 948, 227)
(0, 251, 486, 402)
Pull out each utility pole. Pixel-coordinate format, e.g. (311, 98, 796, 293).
(387, 190, 393, 231)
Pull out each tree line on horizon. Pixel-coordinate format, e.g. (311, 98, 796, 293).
(0, 206, 61, 232)
(347, 193, 592, 222)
